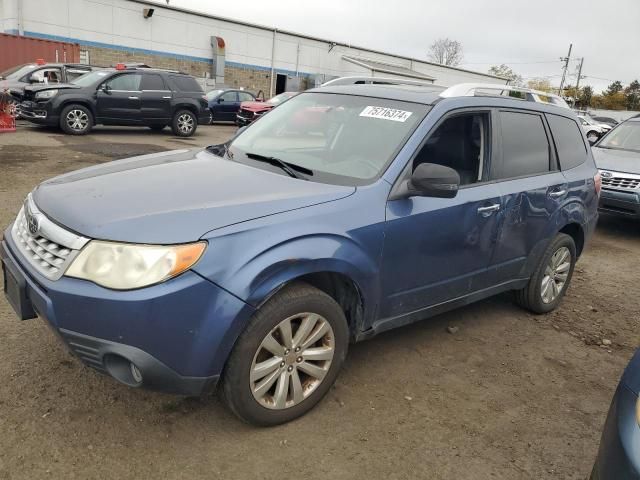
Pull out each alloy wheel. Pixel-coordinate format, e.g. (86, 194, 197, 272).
(541, 246, 571, 304)
(250, 313, 335, 410)
(66, 109, 89, 131)
(177, 113, 194, 134)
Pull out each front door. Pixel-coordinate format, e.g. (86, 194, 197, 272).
(380, 111, 502, 320)
(488, 110, 569, 284)
(216, 91, 239, 121)
(96, 73, 142, 123)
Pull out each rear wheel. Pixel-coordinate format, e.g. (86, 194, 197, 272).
(60, 104, 93, 135)
(515, 233, 576, 314)
(222, 283, 349, 426)
(171, 109, 197, 137)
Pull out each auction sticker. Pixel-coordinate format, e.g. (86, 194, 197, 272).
(359, 106, 413, 122)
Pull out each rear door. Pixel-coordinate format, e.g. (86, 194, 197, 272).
(488, 109, 568, 284)
(96, 73, 142, 123)
(140, 73, 172, 124)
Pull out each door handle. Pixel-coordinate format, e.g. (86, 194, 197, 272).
(128, 96, 139, 100)
(549, 189, 567, 198)
(162, 96, 171, 99)
(477, 204, 500, 217)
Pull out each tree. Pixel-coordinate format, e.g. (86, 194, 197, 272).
(625, 80, 640, 110)
(527, 78, 553, 93)
(580, 85, 593, 108)
(488, 64, 523, 86)
(604, 81, 623, 96)
(428, 38, 463, 66)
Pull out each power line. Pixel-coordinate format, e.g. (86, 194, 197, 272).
(460, 60, 563, 65)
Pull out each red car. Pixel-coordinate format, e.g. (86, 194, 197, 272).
(236, 91, 298, 126)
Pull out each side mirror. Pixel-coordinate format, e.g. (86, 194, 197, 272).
(406, 163, 460, 198)
(101, 84, 111, 94)
(28, 74, 41, 84)
(588, 137, 598, 146)
(217, 97, 224, 103)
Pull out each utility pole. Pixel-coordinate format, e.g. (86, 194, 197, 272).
(573, 57, 585, 108)
(558, 43, 573, 96)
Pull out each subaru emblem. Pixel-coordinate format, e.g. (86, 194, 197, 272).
(25, 203, 40, 236)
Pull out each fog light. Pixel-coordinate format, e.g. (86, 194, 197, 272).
(130, 363, 143, 384)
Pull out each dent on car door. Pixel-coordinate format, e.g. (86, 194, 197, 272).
(488, 110, 569, 284)
(379, 110, 503, 322)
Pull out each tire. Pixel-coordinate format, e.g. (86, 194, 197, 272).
(171, 109, 197, 137)
(221, 283, 349, 426)
(148, 124, 166, 132)
(59, 104, 93, 135)
(515, 233, 576, 314)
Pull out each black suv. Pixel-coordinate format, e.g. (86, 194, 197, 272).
(19, 66, 209, 137)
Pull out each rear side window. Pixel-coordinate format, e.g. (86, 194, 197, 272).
(546, 114, 587, 170)
(169, 75, 202, 92)
(140, 74, 166, 90)
(497, 111, 550, 179)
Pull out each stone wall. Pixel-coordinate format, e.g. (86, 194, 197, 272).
(84, 46, 289, 98)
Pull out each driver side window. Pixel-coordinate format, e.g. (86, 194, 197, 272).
(220, 91, 238, 102)
(105, 74, 142, 91)
(413, 112, 489, 186)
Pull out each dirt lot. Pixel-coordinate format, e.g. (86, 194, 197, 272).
(0, 122, 638, 480)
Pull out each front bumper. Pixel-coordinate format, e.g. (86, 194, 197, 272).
(1, 232, 255, 396)
(599, 188, 640, 218)
(19, 100, 57, 125)
(590, 385, 640, 479)
(236, 114, 253, 127)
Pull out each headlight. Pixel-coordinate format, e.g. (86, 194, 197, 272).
(636, 397, 640, 427)
(65, 241, 206, 290)
(35, 89, 58, 100)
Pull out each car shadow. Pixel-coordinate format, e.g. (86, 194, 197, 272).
(596, 213, 640, 241)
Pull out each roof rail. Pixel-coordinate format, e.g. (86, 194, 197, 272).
(439, 83, 570, 109)
(321, 76, 436, 88)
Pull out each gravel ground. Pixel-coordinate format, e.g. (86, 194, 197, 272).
(0, 123, 638, 480)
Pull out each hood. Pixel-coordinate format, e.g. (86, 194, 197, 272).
(592, 147, 640, 175)
(240, 101, 274, 113)
(621, 349, 640, 395)
(24, 83, 80, 93)
(33, 149, 355, 244)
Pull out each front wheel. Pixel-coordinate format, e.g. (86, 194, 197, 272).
(222, 283, 349, 426)
(515, 233, 576, 314)
(60, 104, 93, 135)
(171, 109, 197, 137)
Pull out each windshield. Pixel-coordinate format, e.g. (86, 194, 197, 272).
(228, 92, 429, 185)
(206, 89, 225, 99)
(71, 70, 111, 87)
(598, 122, 640, 152)
(267, 92, 296, 105)
(0, 64, 37, 81)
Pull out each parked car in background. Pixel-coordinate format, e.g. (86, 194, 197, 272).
(590, 349, 640, 479)
(578, 115, 612, 143)
(19, 65, 209, 137)
(2, 81, 599, 426)
(593, 117, 640, 218)
(0, 60, 95, 113)
(236, 91, 298, 126)
(206, 88, 258, 122)
(591, 116, 619, 128)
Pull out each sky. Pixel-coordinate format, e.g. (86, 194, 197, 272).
(151, 0, 640, 94)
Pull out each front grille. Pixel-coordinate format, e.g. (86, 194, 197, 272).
(60, 330, 106, 373)
(10, 193, 89, 280)
(601, 172, 640, 191)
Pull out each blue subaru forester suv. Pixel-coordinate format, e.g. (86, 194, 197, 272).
(1, 82, 599, 425)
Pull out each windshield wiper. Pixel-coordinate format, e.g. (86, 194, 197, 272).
(245, 152, 312, 180)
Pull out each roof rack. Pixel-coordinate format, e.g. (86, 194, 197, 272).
(439, 83, 570, 109)
(321, 76, 436, 88)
